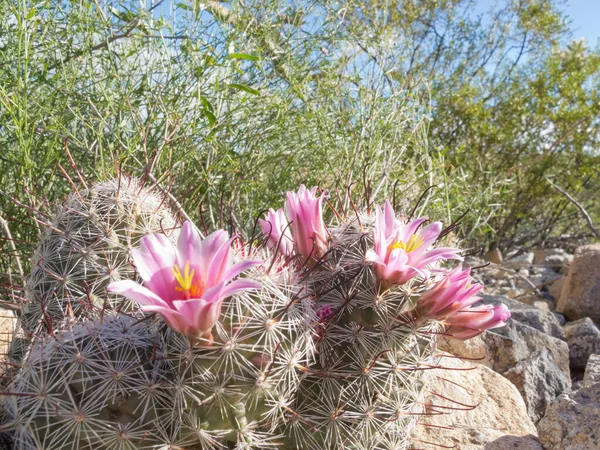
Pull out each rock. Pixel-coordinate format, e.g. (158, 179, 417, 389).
(438, 334, 494, 368)
(549, 276, 566, 301)
(557, 244, 600, 322)
(485, 247, 503, 264)
(584, 354, 600, 387)
(504, 252, 534, 269)
(478, 295, 565, 340)
(533, 248, 571, 268)
(0, 308, 16, 378)
(503, 350, 571, 423)
(531, 298, 553, 312)
(410, 356, 542, 449)
(527, 270, 562, 289)
(560, 254, 574, 275)
(553, 312, 566, 326)
(563, 318, 600, 370)
(482, 319, 570, 382)
(537, 381, 600, 450)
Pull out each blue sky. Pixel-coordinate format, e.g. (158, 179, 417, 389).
(474, 0, 600, 46)
(563, 0, 600, 45)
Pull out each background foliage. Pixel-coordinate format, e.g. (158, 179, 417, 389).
(0, 0, 599, 283)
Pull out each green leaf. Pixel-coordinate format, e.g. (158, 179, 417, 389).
(227, 83, 260, 95)
(203, 109, 216, 125)
(228, 53, 260, 62)
(176, 2, 192, 11)
(26, 9, 36, 20)
(200, 95, 214, 113)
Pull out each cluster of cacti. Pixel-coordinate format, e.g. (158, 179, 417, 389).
(1, 180, 510, 449)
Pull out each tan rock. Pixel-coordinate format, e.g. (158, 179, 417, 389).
(557, 244, 600, 322)
(485, 247, 503, 264)
(549, 275, 566, 301)
(410, 356, 542, 449)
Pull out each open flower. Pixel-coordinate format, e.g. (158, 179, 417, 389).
(285, 185, 328, 265)
(366, 201, 462, 285)
(444, 304, 511, 340)
(108, 221, 262, 341)
(414, 267, 483, 319)
(259, 208, 294, 257)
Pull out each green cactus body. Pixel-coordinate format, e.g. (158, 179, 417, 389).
(5, 254, 315, 449)
(22, 177, 177, 335)
(281, 214, 441, 450)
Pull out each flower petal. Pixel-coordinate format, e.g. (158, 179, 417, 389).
(222, 259, 263, 282)
(172, 298, 222, 335)
(177, 221, 204, 269)
(107, 280, 170, 308)
(141, 304, 191, 335)
(133, 234, 177, 301)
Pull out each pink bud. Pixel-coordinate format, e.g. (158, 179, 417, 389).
(284, 185, 329, 265)
(445, 304, 511, 340)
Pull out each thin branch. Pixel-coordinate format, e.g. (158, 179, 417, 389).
(546, 177, 600, 239)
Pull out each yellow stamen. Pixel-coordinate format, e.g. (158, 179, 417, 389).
(172, 262, 204, 299)
(388, 234, 425, 254)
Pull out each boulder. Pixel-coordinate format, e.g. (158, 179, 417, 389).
(410, 356, 542, 449)
(503, 350, 571, 423)
(537, 381, 600, 450)
(533, 248, 571, 268)
(557, 244, 600, 322)
(504, 252, 534, 269)
(584, 354, 600, 387)
(563, 318, 600, 370)
(549, 276, 566, 301)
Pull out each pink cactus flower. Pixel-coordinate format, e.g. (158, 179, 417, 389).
(414, 267, 483, 319)
(366, 201, 462, 286)
(284, 185, 329, 265)
(444, 304, 511, 340)
(317, 304, 333, 320)
(258, 208, 294, 257)
(107, 221, 262, 341)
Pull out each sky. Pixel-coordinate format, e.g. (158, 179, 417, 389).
(474, 0, 600, 47)
(563, 0, 600, 46)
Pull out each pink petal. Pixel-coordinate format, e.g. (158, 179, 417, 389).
(222, 259, 263, 281)
(107, 280, 170, 308)
(173, 298, 222, 335)
(133, 234, 177, 301)
(141, 304, 191, 335)
(177, 221, 204, 269)
(218, 278, 262, 299)
(402, 217, 428, 241)
(191, 229, 230, 285)
(418, 222, 442, 247)
(205, 235, 236, 287)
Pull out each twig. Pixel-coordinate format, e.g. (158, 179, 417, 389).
(546, 177, 600, 239)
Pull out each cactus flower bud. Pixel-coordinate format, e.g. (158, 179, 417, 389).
(445, 304, 511, 340)
(366, 201, 462, 285)
(414, 267, 483, 319)
(285, 185, 329, 265)
(259, 208, 294, 256)
(108, 221, 262, 341)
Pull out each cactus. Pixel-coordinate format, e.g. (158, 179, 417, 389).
(21, 177, 177, 335)
(280, 212, 441, 450)
(2, 183, 508, 450)
(3, 250, 315, 449)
